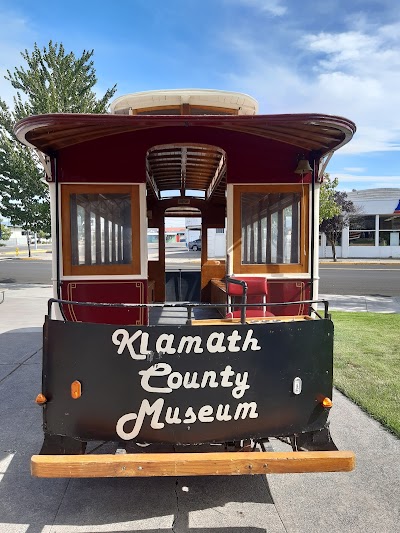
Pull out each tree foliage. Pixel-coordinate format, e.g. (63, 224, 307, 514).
(319, 175, 357, 261)
(4, 41, 117, 118)
(0, 41, 117, 255)
(0, 220, 12, 244)
(319, 175, 341, 224)
(0, 133, 49, 231)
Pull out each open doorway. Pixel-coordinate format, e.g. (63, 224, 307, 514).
(145, 143, 227, 303)
(147, 213, 227, 302)
(164, 213, 202, 302)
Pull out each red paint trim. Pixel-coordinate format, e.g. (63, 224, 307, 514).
(60, 280, 148, 325)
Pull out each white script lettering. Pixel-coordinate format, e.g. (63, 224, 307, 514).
(116, 399, 259, 440)
(112, 329, 147, 360)
(112, 328, 261, 357)
(139, 364, 249, 398)
(116, 398, 165, 440)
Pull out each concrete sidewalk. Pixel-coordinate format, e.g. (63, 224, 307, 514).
(320, 293, 400, 313)
(0, 284, 399, 532)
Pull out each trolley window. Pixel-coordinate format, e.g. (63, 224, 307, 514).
(61, 185, 141, 275)
(233, 185, 309, 274)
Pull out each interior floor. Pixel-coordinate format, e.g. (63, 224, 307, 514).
(149, 305, 221, 325)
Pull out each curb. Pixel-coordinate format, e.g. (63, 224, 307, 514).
(320, 260, 400, 265)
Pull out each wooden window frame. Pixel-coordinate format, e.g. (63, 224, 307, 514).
(232, 185, 309, 274)
(61, 184, 141, 276)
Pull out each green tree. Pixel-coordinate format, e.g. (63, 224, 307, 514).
(0, 219, 12, 245)
(0, 41, 117, 256)
(319, 175, 341, 224)
(319, 175, 357, 261)
(4, 41, 117, 118)
(0, 132, 49, 250)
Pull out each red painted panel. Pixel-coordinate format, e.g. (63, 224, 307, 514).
(57, 127, 310, 185)
(268, 280, 312, 316)
(60, 280, 148, 325)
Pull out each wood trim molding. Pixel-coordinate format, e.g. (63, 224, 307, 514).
(61, 184, 141, 276)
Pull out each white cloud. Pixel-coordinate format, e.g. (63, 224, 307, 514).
(343, 167, 366, 173)
(298, 26, 400, 154)
(333, 174, 400, 191)
(222, 18, 400, 155)
(304, 31, 394, 72)
(334, 125, 400, 155)
(230, 0, 287, 16)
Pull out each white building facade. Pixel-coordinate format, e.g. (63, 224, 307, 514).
(319, 188, 400, 259)
(0, 225, 26, 246)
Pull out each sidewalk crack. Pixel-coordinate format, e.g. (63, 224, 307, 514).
(172, 478, 180, 532)
(47, 479, 71, 533)
(0, 347, 42, 384)
(261, 475, 289, 533)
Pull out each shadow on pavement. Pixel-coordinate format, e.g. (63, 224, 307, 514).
(0, 457, 276, 532)
(0, 328, 42, 367)
(0, 283, 51, 290)
(0, 330, 279, 533)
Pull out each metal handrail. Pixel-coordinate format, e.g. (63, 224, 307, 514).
(225, 276, 248, 323)
(47, 298, 330, 323)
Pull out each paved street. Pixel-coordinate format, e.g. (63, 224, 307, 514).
(0, 283, 399, 532)
(1, 252, 400, 297)
(319, 263, 400, 297)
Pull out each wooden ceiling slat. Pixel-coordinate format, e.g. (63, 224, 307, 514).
(148, 141, 222, 200)
(151, 164, 182, 170)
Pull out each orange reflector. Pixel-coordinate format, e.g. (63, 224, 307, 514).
(71, 380, 82, 399)
(35, 393, 47, 405)
(322, 397, 333, 408)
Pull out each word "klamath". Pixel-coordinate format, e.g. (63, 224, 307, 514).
(112, 329, 261, 359)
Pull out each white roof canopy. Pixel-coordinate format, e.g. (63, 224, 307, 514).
(110, 89, 259, 115)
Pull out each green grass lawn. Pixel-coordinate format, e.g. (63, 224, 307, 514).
(332, 311, 400, 437)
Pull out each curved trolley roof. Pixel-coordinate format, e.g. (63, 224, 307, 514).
(15, 89, 356, 201)
(15, 111, 356, 155)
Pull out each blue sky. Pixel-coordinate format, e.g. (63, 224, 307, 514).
(0, 0, 399, 191)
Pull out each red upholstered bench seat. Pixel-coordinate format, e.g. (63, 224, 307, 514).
(225, 276, 274, 319)
(226, 276, 268, 297)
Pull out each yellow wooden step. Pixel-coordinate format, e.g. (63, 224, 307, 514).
(31, 450, 355, 478)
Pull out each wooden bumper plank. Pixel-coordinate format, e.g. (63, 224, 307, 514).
(191, 315, 313, 325)
(31, 450, 355, 478)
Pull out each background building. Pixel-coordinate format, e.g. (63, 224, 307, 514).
(0, 225, 26, 246)
(320, 188, 400, 259)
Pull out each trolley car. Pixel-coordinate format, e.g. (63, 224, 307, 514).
(15, 89, 356, 478)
